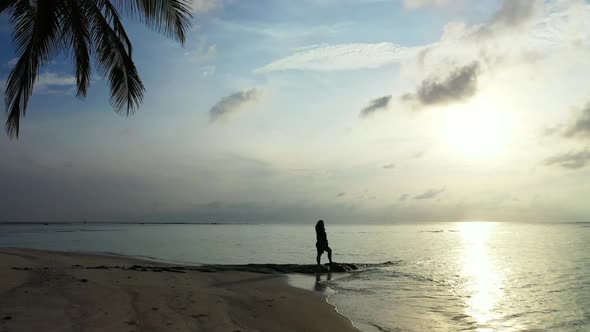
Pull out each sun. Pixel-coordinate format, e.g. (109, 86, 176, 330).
(443, 106, 512, 160)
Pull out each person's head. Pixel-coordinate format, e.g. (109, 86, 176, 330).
(316, 220, 325, 230)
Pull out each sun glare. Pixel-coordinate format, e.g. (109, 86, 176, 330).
(459, 221, 495, 238)
(443, 107, 512, 160)
(458, 221, 503, 331)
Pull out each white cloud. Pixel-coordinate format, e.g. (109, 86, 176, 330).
(396, 0, 590, 91)
(33, 72, 76, 94)
(190, 0, 222, 13)
(255, 43, 421, 73)
(0, 72, 76, 95)
(185, 38, 217, 62)
(200, 65, 216, 78)
(256, 1, 590, 75)
(36, 72, 76, 88)
(403, 0, 450, 9)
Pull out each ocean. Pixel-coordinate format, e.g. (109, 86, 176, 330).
(1, 222, 589, 332)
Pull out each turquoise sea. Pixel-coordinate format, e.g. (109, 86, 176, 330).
(1, 222, 589, 332)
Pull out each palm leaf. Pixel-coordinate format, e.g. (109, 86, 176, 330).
(3, 0, 192, 138)
(62, 0, 92, 97)
(5, 0, 63, 138)
(101, 0, 133, 56)
(0, 0, 17, 12)
(88, 0, 145, 115)
(113, 0, 192, 44)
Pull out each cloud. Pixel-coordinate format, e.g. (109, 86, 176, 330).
(1, 72, 76, 95)
(468, 0, 542, 40)
(489, 0, 540, 28)
(200, 65, 216, 78)
(360, 1, 590, 111)
(401, 62, 479, 108)
(7, 57, 18, 68)
(209, 89, 262, 123)
(382, 163, 396, 169)
(186, 38, 217, 62)
(399, 194, 409, 201)
(360, 95, 392, 118)
(36, 72, 76, 87)
(336, 192, 346, 197)
(543, 125, 564, 137)
(544, 149, 590, 169)
(419, 0, 576, 68)
(564, 103, 590, 139)
(414, 188, 445, 200)
(545, 103, 590, 139)
(255, 43, 419, 73)
(33, 72, 77, 94)
(256, 1, 589, 76)
(403, 0, 450, 9)
(191, 0, 222, 13)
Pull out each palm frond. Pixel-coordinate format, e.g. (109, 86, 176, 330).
(62, 0, 92, 98)
(88, 1, 145, 115)
(101, 0, 133, 56)
(0, 0, 17, 13)
(5, 0, 63, 138)
(113, 0, 192, 44)
(3, 0, 191, 138)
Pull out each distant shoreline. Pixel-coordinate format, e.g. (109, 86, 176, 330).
(1, 221, 589, 225)
(0, 222, 246, 225)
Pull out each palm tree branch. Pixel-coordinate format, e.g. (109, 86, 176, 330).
(112, 0, 192, 44)
(4, 0, 63, 138)
(0, 0, 17, 13)
(101, 0, 133, 56)
(62, 0, 92, 98)
(88, 1, 145, 115)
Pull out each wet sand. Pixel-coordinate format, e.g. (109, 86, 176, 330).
(0, 248, 357, 332)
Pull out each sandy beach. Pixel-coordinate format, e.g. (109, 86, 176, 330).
(0, 248, 357, 332)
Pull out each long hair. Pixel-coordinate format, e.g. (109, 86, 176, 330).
(315, 220, 324, 233)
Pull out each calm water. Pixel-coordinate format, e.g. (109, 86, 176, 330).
(1, 222, 589, 332)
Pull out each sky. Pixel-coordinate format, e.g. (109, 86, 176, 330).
(1, 0, 590, 223)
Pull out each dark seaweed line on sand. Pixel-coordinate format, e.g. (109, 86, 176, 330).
(12, 261, 398, 275)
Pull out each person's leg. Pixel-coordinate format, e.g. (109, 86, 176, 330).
(316, 248, 322, 265)
(326, 246, 333, 264)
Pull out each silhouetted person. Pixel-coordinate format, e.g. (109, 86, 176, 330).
(315, 220, 333, 265)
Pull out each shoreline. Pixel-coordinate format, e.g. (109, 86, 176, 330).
(0, 248, 358, 332)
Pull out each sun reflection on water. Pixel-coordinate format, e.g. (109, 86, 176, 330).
(458, 222, 504, 331)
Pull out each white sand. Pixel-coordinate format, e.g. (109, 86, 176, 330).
(0, 248, 357, 332)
